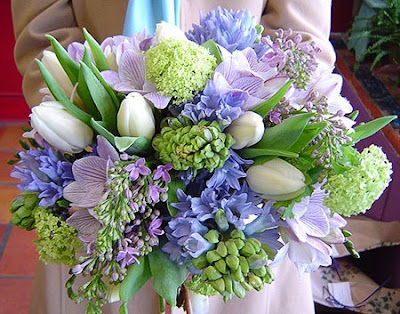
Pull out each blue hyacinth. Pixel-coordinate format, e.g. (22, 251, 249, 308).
(187, 6, 259, 52)
(11, 143, 74, 207)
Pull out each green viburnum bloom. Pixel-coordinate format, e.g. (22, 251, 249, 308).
(323, 145, 392, 216)
(152, 118, 234, 171)
(34, 207, 82, 266)
(145, 39, 217, 104)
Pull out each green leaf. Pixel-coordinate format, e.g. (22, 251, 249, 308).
(348, 110, 359, 120)
(239, 148, 298, 159)
(88, 63, 120, 111)
(80, 62, 117, 130)
(350, 115, 397, 143)
(254, 113, 315, 151)
(201, 40, 223, 64)
(77, 67, 101, 120)
(46, 34, 79, 84)
(289, 122, 328, 153)
(82, 28, 110, 71)
(114, 136, 151, 155)
(148, 247, 189, 308)
(119, 256, 152, 310)
(166, 177, 186, 217)
(90, 119, 116, 145)
(35, 59, 92, 125)
(251, 80, 293, 117)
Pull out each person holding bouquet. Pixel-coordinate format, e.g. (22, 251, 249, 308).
(10, 1, 353, 313)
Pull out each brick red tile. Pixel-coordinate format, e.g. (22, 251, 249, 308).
(0, 151, 19, 183)
(0, 279, 32, 314)
(0, 185, 20, 223)
(0, 227, 38, 276)
(0, 124, 29, 149)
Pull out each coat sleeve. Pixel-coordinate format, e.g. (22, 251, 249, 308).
(12, 0, 84, 107)
(261, 0, 336, 76)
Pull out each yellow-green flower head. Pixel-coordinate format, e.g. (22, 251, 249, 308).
(323, 145, 392, 216)
(152, 118, 233, 171)
(34, 207, 82, 266)
(145, 39, 217, 104)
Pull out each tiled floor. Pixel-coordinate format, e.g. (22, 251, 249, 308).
(0, 121, 38, 314)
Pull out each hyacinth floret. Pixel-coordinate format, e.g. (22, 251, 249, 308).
(11, 142, 73, 207)
(323, 145, 392, 216)
(152, 117, 233, 171)
(145, 39, 217, 104)
(186, 6, 259, 53)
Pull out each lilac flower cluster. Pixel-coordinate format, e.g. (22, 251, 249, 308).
(11, 143, 73, 207)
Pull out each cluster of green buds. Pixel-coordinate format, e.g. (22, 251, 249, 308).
(191, 230, 273, 300)
(10, 192, 39, 230)
(152, 118, 233, 171)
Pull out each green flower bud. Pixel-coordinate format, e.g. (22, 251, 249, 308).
(248, 273, 263, 290)
(232, 238, 245, 250)
(153, 119, 233, 171)
(247, 238, 262, 253)
(241, 281, 252, 291)
(215, 209, 229, 231)
(215, 259, 227, 274)
(10, 196, 25, 213)
(206, 250, 221, 264)
(226, 255, 240, 271)
(231, 229, 245, 240)
(226, 241, 239, 256)
(204, 266, 222, 281)
(248, 254, 267, 270)
(193, 255, 208, 270)
(239, 256, 249, 275)
(253, 266, 267, 277)
(240, 242, 256, 257)
(233, 280, 246, 299)
(262, 267, 274, 284)
(210, 278, 225, 294)
(204, 230, 219, 244)
(216, 242, 228, 257)
(24, 193, 39, 210)
(231, 267, 244, 283)
(223, 275, 233, 294)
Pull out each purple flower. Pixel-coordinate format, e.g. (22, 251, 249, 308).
(126, 158, 151, 181)
(220, 193, 262, 230)
(116, 240, 140, 268)
(153, 164, 173, 183)
(11, 142, 73, 207)
(148, 184, 165, 203)
(186, 7, 259, 53)
(63, 136, 119, 208)
(206, 150, 251, 190)
(212, 48, 289, 110)
(147, 218, 164, 238)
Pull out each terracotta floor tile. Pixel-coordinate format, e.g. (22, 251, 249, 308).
(0, 227, 38, 276)
(0, 279, 32, 314)
(0, 151, 19, 183)
(0, 185, 20, 223)
(0, 124, 29, 149)
(0, 224, 7, 242)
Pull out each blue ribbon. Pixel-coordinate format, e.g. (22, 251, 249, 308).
(123, 0, 181, 36)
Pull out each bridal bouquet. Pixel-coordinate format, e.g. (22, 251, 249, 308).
(9, 7, 395, 314)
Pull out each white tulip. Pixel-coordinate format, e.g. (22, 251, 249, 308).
(226, 111, 264, 149)
(117, 92, 155, 138)
(30, 101, 93, 153)
(246, 158, 306, 201)
(155, 21, 187, 43)
(42, 51, 74, 97)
